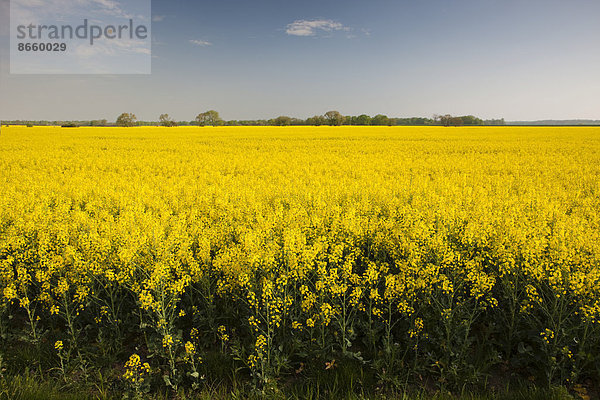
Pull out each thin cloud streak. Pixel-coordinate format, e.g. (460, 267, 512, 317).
(285, 19, 348, 37)
(189, 39, 212, 46)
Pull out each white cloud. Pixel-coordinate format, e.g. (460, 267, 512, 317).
(10, 0, 142, 25)
(92, 0, 132, 18)
(152, 15, 165, 22)
(92, 0, 119, 10)
(285, 19, 348, 37)
(189, 39, 212, 47)
(74, 0, 132, 19)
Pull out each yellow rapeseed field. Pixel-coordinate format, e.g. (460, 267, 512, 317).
(1, 125, 599, 392)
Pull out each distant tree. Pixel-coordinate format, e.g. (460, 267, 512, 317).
(436, 114, 469, 127)
(306, 115, 327, 126)
(354, 114, 372, 125)
(459, 115, 483, 126)
(450, 116, 464, 126)
(195, 110, 223, 126)
(324, 110, 344, 126)
(371, 114, 390, 126)
(484, 118, 505, 126)
(435, 114, 453, 127)
(159, 113, 177, 127)
(116, 113, 137, 127)
(273, 116, 293, 126)
(419, 117, 435, 125)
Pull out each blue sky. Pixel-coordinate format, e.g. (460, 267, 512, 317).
(1, 0, 599, 121)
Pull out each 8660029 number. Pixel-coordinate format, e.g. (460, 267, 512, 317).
(17, 43, 67, 52)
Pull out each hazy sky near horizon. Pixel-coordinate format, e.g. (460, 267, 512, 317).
(1, 0, 599, 121)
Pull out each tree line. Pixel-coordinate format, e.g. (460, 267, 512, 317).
(2, 112, 506, 127)
(116, 111, 505, 127)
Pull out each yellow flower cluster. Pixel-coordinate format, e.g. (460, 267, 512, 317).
(162, 334, 174, 349)
(255, 334, 267, 354)
(541, 329, 555, 345)
(409, 318, 424, 339)
(185, 341, 196, 355)
(218, 325, 229, 342)
(1, 125, 599, 388)
(123, 354, 150, 383)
